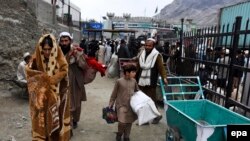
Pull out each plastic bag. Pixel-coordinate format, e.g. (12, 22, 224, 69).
(102, 107, 118, 124)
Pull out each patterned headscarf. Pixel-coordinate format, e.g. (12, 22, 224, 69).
(35, 34, 60, 95)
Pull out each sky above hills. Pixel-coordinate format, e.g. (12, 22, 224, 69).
(71, 0, 174, 21)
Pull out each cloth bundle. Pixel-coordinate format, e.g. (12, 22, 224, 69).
(102, 107, 118, 124)
(130, 90, 161, 125)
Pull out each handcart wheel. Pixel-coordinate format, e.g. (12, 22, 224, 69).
(166, 126, 181, 141)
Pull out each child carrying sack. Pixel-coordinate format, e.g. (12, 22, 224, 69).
(130, 90, 161, 125)
(102, 107, 118, 124)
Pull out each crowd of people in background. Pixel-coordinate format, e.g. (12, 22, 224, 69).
(169, 38, 250, 106)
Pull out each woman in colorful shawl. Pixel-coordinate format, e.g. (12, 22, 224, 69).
(26, 34, 71, 141)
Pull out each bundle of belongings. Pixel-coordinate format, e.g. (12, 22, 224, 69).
(71, 44, 106, 84)
(83, 56, 106, 84)
(102, 107, 118, 124)
(130, 90, 161, 125)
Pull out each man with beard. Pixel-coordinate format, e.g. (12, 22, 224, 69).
(59, 32, 87, 129)
(136, 38, 168, 124)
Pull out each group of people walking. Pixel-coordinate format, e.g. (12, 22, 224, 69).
(17, 32, 168, 141)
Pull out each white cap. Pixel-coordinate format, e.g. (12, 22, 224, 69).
(147, 38, 156, 43)
(23, 52, 30, 58)
(225, 49, 230, 55)
(140, 41, 145, 45)
(59, 32, 73, 40)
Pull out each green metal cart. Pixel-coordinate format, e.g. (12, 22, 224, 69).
(160, 76, 250, 141)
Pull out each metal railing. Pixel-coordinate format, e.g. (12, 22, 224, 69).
(168, 16, 250, 117)
(56, 0, 81, 29)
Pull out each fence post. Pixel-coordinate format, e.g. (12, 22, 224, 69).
(52, 1, 56, 24)
(180, 18, 184, 57)
(67, 0, 71, 27)
(79, 12, 81, 30)
(225, 16, 242, 108)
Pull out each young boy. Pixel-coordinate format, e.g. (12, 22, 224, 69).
(109, 63, 139, 141)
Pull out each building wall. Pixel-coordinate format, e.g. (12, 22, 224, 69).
(219, 1, 250, 46)
(219, 1, 250, 29)
(35, 0, 81, 42)
(102, 16, 175, 39)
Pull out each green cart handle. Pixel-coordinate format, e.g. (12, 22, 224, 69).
(159, 76, 205, 103)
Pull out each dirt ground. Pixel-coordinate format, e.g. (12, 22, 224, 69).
(0, 75, 167, 141)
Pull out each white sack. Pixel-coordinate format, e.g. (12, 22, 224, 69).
(130, 91, 161, 125)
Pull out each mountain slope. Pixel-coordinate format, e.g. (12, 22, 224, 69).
(157, 0, 247, 26)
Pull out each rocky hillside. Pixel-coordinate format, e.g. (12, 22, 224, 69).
(0, 0, 39, 89)
(157, 0, 248, 26)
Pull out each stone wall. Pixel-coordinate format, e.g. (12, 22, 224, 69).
(0, 0, 81, 89)
(36, 0, 81, 43)
(0, 0, 40, 89)
(36, 0, 54, 25)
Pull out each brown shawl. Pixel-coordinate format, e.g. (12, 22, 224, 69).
(26, 34, 70, 141)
